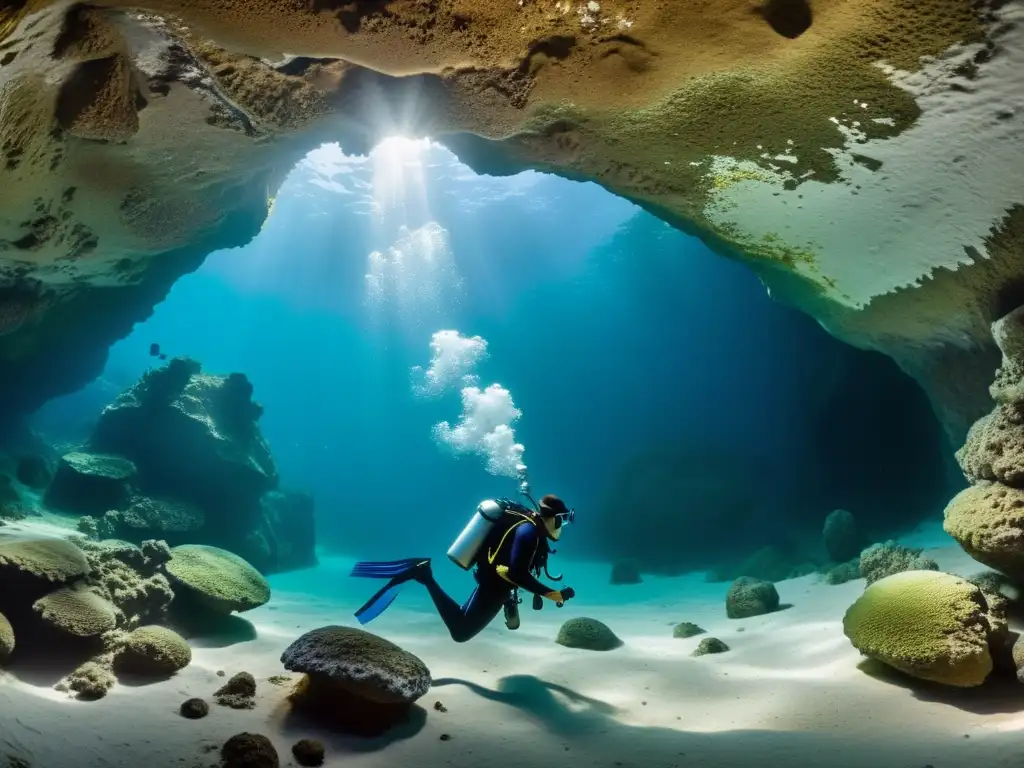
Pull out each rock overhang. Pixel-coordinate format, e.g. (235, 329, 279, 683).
(0, 0, 1020, 436)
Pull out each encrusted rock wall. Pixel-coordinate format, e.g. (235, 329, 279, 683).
(0, 0, 1022, 440)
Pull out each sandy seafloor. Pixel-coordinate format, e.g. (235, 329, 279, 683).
(2, 518, 1024, 768)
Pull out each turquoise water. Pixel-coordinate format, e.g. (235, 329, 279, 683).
(35, 137, 953, 578)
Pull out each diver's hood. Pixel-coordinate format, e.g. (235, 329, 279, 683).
(544, 515, 563, 541)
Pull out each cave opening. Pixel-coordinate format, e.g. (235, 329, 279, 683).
(25, 136, 958, 578)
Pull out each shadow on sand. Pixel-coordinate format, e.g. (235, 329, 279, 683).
(273, 697, 428, 753)
(166, 611, 257, 648)
(855, 658, 1024, 715)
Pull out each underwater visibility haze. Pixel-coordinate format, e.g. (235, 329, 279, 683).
(0, 137, 1021, 767)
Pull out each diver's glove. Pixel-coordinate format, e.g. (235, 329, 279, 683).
(544, 586, 575, 607)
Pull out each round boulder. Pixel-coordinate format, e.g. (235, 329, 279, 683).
(280, 625, 431, 735)
(673, 621, 706, 639)
(44, 451, 136, 515)
(693, 637, 729, 656)
(222, 733, 279, 768)
(113, 625, 191, 677)
(0, 532, 89, 585)
(555, 617, 623, 651)
(166, 544, 270, 613)
(726, 576, 779, 618)
(33, 584, 118, 637)
(843, 570, 1001, 688)
(823, 509, 860, 563)
(944, 481, 1024, 581)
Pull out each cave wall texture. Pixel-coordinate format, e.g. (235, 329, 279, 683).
(0, 0, 1022, 438)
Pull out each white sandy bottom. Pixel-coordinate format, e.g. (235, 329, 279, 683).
(3, 530, 1024, 768)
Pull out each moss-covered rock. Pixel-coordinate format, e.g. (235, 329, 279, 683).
(672, 621, 706, 639)
(944, 482, 1024, 581)
(843, 570, 1002, 687)
(113, 625, 191, 676)
(824, 559, 861, 585)
(33, 584, 118, 637)
(59, 659, 117, 701)
(0, 532, 89, 584)
(79, 539, 174, 629)
(725, 576, 779, 618)
(166, 544, 270, 614)
(222, 733, 279, 768)
(43, 451, 136, 515)
(555, 617, 623, 651)
(692, 637, 729, 656)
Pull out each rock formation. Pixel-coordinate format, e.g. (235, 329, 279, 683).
(54, 357, 318, 573)
(944, 306, 1024, 580)
(0, 0, 1021, 441)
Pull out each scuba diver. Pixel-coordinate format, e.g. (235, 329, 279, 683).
(350, 474, 576, 643)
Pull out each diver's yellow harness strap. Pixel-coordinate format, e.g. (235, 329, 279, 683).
(489, 512, 562, 602)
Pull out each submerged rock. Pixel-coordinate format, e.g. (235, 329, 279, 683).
(672, 621, 706, 639)
(823, 509, 860, 563)
(251, 489, 318, 573)
(59, 659, 117, 701)
(280, 625, 430, 735)
(166, 544, 270, 614)
(43, 451, 136, 515)
(33, 584, 118, 638)
(555, 617, 623, 651)
(215, 671, 257, 709)
(725, 577, 779, 619)
(692, 637, 729, 656)
(0, 611, 14, 663)
(222, 733, 279, 768)
(113, 625, 191, 676)
(843, 570, 1004, 688)
(858, 541, 938, 585)
(292, 739, 325, 767)
(0, 532, 89, 586)
(180, 697, 210, 719)
(824, 559, 860, 585)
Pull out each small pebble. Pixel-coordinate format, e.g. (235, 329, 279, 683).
(434, 701, 448, 712)
(440, 734, 452, 741)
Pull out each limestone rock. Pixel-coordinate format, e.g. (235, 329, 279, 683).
(944, 482, 1024, 581)
(99, 496, 205, 545)
(180, 697, 210, 719)
(90, 359, 276, 518)
(0, 532, 89, 585)
(33, 584, 118, 637)
(215, 671, 257, 709)
(280, 625, 431, 705)
(292, 739, 325, 767)
(672, 621, 705, 639)
(843, 570, 1002, 688)
(725, 576, 779, 619)
(255, 489, 317, 573)
(113, 625, 191, 676)
(555, 617, 623, 651)
(166, 544, 270, 613)
(59, 659, 117, 701)
(79, 539, 174, 629)
(43, 451, 136, 515)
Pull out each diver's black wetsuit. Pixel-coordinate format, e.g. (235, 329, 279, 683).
(421, 516, 556, 643)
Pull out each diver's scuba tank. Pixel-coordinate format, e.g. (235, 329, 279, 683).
(447, 464, 538, 570)
(447, 499, 506, 570)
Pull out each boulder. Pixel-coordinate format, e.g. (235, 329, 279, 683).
(222, 734, 279, 768)
(555, 617, 623, 651)
(33, 584, 118, 638)
(90, 359, 277, 526)
(843, 570, 1003, 688)
(280, 625, 431, 735)
(823, 509, 860, 563)
(0, 611, 13, 663)
(0, 532, 89, 586)
(252, 489, 317, 574)
(693, 637, 729, 656)
(113, 625, 192, 676)
(725, 576, 779, 619)
(43, 451, 136, 515)
(165, 544, 270, 614)
(858, 541, 938, 585)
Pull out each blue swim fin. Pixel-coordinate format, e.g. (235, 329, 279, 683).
(354, 581, 404, 625)
(350, 558, 430, 579)
(351, 558, 432, 625)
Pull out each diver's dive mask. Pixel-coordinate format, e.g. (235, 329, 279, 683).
(544, 507, 575, 541)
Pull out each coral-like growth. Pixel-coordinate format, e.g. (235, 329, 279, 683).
(33, 583, 118, 638)
(0, 532, 89, 585)
(693, 637, 729, 656)
(165, 544, 270, 614)
(843, 570, 1004, 687)
(222, 733, 279, 768)
(43, 451, 136, 515)
(79, 539, 174, 629)
(672, 621, 705, 639)
(858, 541, 937, 585)
(945, 306, 1024, 581)
(112, 625, 191, 676)
(215, 671, 257, 709)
